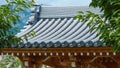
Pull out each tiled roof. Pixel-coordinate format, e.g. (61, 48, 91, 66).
(15, 5, 103, 48)
(40, 6, 101, 18)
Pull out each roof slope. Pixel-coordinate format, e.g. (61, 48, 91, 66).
(16, 5, 103, 48)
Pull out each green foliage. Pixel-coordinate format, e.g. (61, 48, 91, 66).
(0, 0, 34, 48)
(75, 0, 120, 51)
(24, 30, 36, 41)
(0, 55, 24, 68)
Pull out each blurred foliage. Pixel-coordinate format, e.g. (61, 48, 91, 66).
(24, 30, 36, 41)
(0, 55, 24, 68)
(75, 0, 120, 52)
(0, 0, 34, 48)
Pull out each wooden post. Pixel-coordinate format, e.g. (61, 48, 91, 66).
(28, 56, 35, 68)
(35, 56, 42, 68)
(79, 56, 89, 68)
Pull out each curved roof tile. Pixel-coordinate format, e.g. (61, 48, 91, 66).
(16, 6, 102, 47)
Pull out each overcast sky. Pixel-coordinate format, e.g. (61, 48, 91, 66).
(0, 0, 91, 6)
(35, 0, 91, 6)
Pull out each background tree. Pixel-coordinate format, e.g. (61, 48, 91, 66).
(76, 0, 120, 51)
(0, 0, 34, 48)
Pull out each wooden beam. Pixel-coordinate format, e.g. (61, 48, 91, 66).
(0, 47, 113, 53)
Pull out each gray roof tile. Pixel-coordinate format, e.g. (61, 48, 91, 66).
(16, 6, 102, 48)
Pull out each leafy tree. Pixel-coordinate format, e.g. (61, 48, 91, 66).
(75, 0, 120, 51)
(0, 55, 24, 68)
(0, 0, 34, 48)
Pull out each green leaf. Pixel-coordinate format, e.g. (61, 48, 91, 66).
(0, 0, 33, 48)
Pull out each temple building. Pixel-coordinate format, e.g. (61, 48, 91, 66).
(0, 5, 120, 68)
